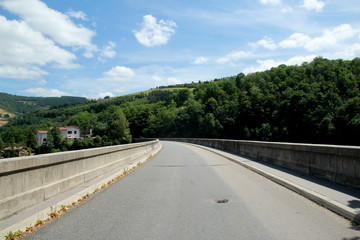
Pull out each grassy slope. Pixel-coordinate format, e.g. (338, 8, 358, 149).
(0, 108, 16, 126)
(0, 92, 88, 116)
(123, 87, 194, 96)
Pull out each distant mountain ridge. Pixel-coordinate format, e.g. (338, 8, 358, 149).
(0, 92, 88, 115)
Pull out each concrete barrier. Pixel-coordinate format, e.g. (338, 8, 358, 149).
(0, 140, 161, 222)
(164, 138, 360, 189)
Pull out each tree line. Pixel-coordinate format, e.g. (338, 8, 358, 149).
(0, 106, 131, 157)
(0, 93, 87, 115)
(0, 57, 359, 158)
(131, 57, 360, 144)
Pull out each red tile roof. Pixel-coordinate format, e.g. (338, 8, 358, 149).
(60, 125, 80, 130)
(4, 147, 23, 150)
(37, 126, 79, 133)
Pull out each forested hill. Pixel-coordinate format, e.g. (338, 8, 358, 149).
(1, 57, 359, 150)
(0, 93, 88, 115)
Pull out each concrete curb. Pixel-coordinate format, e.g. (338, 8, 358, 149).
(0, 143, 162, 239)
(185, 142, 360, 224)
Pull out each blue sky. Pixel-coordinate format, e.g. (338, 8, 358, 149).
(0, 0, 359, 98)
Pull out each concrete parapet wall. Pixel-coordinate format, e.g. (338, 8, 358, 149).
(164, 138, 360, 189)
(0, 140, 161, 221)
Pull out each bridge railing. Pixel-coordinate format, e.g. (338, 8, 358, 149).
(163, 138, 360, 189)
(0, 140, 161, 221)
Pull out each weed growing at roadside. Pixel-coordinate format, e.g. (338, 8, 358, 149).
(6, 230, 23, 240)
(35, 219, 43, 226)
(48, 207, 58, 219)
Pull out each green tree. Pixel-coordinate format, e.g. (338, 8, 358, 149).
(0, 136, 4, 149)
(67, 111, 97, 135)
(49, 127, 63, 149)
(123, 104, 154, 138)
(25, 128, 37, 149)
(174, 89, 191, 107)
(97, 106, 132, 143)
(200, 113, 223, 137)
(204, 82, 225, 103)
(71, 139, 83, 150)
(92, 136, 103, 147)
(143, 105, 179, 137)
(235, 73, 245, 89)
(93, 122, 108, 137)
(176, 99, 204, 137)
(258, 123, 272, 140)
(205, 97, 218, 113)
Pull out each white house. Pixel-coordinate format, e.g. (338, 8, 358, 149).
(60, 126, 81, 139)
(37, 126, 81, 146)
(36, 130, 48, 146)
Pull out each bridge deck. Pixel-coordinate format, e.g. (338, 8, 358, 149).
(190, 142, 360, 221)
(1, 141, 359, 239)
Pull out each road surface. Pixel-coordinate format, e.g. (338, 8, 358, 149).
(25, 141, 359, 240)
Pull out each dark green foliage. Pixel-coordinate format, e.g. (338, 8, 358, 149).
(147, 90, 174, 103)
(0, 57, 359, 154)
(66, 111, 97, 135)
(96, 106, 132, 143)
(49, 128, 63, 149)
(0, 93, 87, 115)
(173, 89, 191, 107)
(25, 128, 37, 149)
(143, 104, 179, 137)
(122, 104, 154, 138)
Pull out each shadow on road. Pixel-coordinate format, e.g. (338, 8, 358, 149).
(349, 200, 360, 209)
(348, 200, 360, 232)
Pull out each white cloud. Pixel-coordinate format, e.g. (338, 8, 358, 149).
(278, 24, 360, 58)
(0, 15, 78, 79)
(217, 51, 251, 64)
(243, 55, 316, 73)
(25, 88, 69, 97)
(285, 55, 318, 66)
(0, 16, 77, 68)
(100, 41, 117, 59)
(0, 65, 48, 79)
(134, 15, 177, 47)
(66, 9, 88, 20)
(152, 75, 162, 82)
(193, 57, 209, 64)
(38, 79, 47, 85)
(304, 24, 357, 52)
(167, 77, 181, 84)
(151, 75, 183, 85)
(100, 66, 135, 82)
(326, 43, 360, 60)
(279, 33, 311, 48)
(260, 0, 281, 5)
(259, 0, 293, 13)
(0, 0, 97, 55)
(250, 37, 277, 50)
(150, 75, 180, 85)
(95, 92, 115, 99)
(301, 0, 325, 12)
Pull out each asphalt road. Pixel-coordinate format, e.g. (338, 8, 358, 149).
(25, 141, 359, 240)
